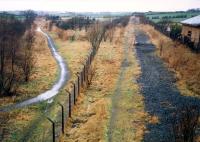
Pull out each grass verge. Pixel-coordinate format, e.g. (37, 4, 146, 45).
(0, 32, 57, 107)
(60, 26, 125, 142)
(0, 25, 92, 141)
(140, 24, 200, 97)
(108, 21, 146, 142)
(49, 29, 91, 81)
(61, 22, 147, 142)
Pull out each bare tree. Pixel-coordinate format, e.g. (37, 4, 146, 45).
(19, 10, 36, 82)
(87, 22, 106, 50)
(0, 15, 26, 96)
(23, 10, 37, 29)
(20, 29, 35, 82)
(87, 63, 97, 86)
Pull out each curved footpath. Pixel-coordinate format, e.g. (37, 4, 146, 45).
(0, 27, 70, 112)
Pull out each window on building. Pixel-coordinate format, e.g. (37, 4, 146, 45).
(188, 31, 192, 38)
(199, 34, 200, 43)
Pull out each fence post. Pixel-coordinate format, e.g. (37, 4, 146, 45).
(81, 70, 84, 87)
(84, 58, 88, 84)
(66, 90, 72, 117)
(91, 49, 94, 60)
(87, 54, 90, 66)
(90, 53, 92, 64)
(86, 58, 89, 85)
(46, 117, 55, 142)
(81, 63, 86, 84)
(91, 50, 93, 61)
(76, 73, 80, 96)
(87, 56, 90, 82)
(58, 103, 65, 134)
(71, 82, 76, 105)
(83, 65, 86, 83)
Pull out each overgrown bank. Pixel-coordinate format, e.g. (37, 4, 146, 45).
(135, 27, 200, 142)
(107, 19, 146, 142)
(61, 17, 147, 142)
(60, 25, 126, 142)
(141, 24, 200, 97)
(0, 17, 114, 141)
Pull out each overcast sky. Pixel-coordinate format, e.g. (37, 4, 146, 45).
(0, 0, 199, 12)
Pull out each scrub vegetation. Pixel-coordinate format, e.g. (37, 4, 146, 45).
(1, 9, 200, 142)
(141, 24, 200, 97)
(60, 17, 147, 142)
(0, 11, 58, 107)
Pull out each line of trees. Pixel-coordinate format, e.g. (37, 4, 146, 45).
(87, 16, 130, 48)
(87, 22, 106, 50)
(0, 10, 36, 96)
(53, 16, 95, 31)
(103, 16, 130, 42)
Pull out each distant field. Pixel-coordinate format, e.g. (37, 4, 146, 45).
(145, 12, 200, 23)
(0, 12, 25, 20)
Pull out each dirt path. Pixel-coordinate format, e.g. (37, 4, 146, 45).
(62, 17, 145, 142)
(107, 20, 132, 141)
(61, 26, 127, 142)
(135, 29, 200, 141)
(107, 17, 145, 142)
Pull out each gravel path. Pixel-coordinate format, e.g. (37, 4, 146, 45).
(135, 29, 200, 142)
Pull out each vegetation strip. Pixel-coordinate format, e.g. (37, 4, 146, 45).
(0, 28, 69, 111)
(135, 25, 200, 142)
(107, 17, 146, 142)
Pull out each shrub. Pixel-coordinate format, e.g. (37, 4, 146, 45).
(170, 105, 199, 142)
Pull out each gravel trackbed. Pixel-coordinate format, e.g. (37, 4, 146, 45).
(135, 29, 200, 142)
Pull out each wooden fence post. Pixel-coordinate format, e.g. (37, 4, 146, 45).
(71, 82, 76, 105)
(66, 90, 72, 118)
(76, 73, 80, 96)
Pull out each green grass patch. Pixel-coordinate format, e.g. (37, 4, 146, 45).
(145, 11, 200, 23)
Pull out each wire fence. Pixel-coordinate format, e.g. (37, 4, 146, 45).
(0, 16, 132, 142)
(139, 16, 200, 53)
(0, 42, 98, 142)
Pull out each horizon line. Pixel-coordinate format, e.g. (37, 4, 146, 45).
(0, 8, 199, 13)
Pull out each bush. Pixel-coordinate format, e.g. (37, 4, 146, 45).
(0, 15, 26, 95)
(170, 105, 199, 142)
(170, 24, 182, 39)
(142, 24, 200, 96)
(0, 11, 36, 96)
(56, 17, 95, 31)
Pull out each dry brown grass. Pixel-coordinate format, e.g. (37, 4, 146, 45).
(60, 26, 125, 142)
(49, 30, 91, 81)
(0, 20, 91, 141)
(51, 25, 87, 41)
(0, 30, 57, 141)
(0, 32, 57, 107)
(61, 21, 147, 142)
(109, 23, 146, 142)
(141, 24, 200, 97)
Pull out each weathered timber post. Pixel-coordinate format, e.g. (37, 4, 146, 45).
(66, 90, 72, 118)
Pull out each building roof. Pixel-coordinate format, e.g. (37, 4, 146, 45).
(181, 15, 200, 26)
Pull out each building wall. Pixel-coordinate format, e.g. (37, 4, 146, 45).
(181, 25, 200, 43)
